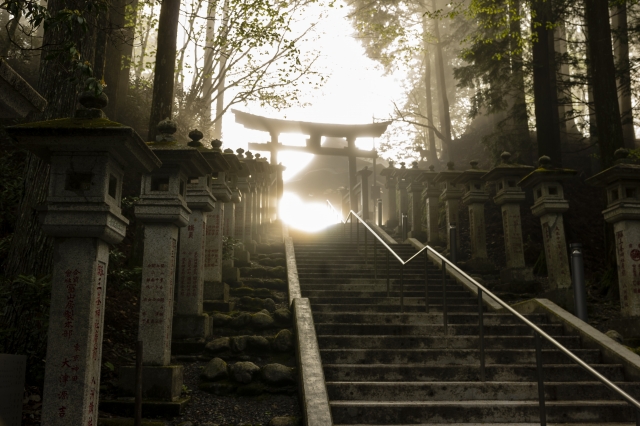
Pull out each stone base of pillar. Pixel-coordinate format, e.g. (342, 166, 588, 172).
(99, 397, 190, 417)
(465, 257, 496, 272)
(538, 288, 574, 312)
(118, 365, 184, 401)
(235, 249, 251, 263)
(172, 314, 210, 340)
(408, 230, 427, 242)
(500, 266, 535, 283)
(204, 300, 235, 312)
(246, 240, 257, 254)
(385, 219, 398, 229)
(222, 266, 240, 283)
(204, 281, 229, 301)
(605, 318, 640, 346)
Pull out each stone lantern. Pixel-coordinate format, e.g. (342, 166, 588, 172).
(402, 162, 428, 241)
(415, 165, 442, 246)
(172, 130, 229, 341)
(482, 152, 534, 283)
(519, 156, 576, 293)
(203, 139, 233, 310)
(434, 162, 464, 253)
(453, 160, 492, 270)
(253, 154, 268, 240)
(358, 166, 373, 220)
(242, 151, 258, 252)
(586, 149, 640, 317)
(234, 148, 252, 262)
(380, 161, 398, 228)
(125, 118, 210, 402)
(222, 148, 243, 282)
(5, 90, 161, 426)
(396, 162, 410, 234)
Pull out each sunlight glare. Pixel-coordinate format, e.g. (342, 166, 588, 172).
(279, 192, 340, 232)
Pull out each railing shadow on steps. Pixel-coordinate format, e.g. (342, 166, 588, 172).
(342, 208, 640, 426)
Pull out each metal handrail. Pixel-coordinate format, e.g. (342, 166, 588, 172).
(344, 209, 640, 425)
(326, 200, 344, 224)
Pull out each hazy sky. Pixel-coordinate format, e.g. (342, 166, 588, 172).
(221, 0, 403, 181)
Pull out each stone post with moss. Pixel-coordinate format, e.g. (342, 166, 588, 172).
(482, 152, 534, 284)
(5, 83, 161, 426)
(587, 149, 640, 318)
(520, 156, 576, 294)
(454, 161, 493, 270)
(120, 118, 210, 402)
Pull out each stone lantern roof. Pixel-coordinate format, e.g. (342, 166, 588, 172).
(433, 161, 463, 184)
(586, 149, 640, 187)
(452, 160, 489, 186)
(6, 87, 160, 174)
(519, 155, 577, 189)
(482, 152, 534, 182)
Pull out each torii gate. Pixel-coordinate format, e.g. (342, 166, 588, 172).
(232, 109, 391, 213)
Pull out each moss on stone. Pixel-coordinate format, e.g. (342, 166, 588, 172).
(14, 117, 127, 129)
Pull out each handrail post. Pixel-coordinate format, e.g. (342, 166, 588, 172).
(386, 251, 390, 297)
(400, 263, 404, 313)
(478, 288, 485, 382)
(450, 225, 457, 266)
(350, 216, 353, 244)
(535, 331, 547, 426)
(356, 217, 360, 248)
(364, 230, 368, 265)
(374, 238, 377, 279)
(442, 261, 448, 335)
(424, 252, 429, 313)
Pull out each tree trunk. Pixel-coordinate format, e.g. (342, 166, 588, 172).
(135, 9, 154, 82)
(530, 0, 562, 166)
(584, 0, 624, 168)
(554, 22, 578, 143)
(422, 15, 437, 163)
(611, 3, 635, 149)
(431, 0, 452, 160)
(147, 0, 181, 141)
(3, 0, 99, 279)
(201, 0, 217, 130)
(103, 0, 137, 121)
(212, 0, 230, 140)
(508, 0, 531, 164)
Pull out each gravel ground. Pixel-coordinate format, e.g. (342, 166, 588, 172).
(170, 362, 301, 426)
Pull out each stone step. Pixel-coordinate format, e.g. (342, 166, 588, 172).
(314, 323, 564, 336)
(329, 400, 636, 424)
(309, 297, 477, 306)
(317, 335, 582, 350)
(311, 304, 485, 313)
(303, 290, 482, 299)
(320, 348, 600, 365)
(311, 312, 548, 326)
(322, 364, 625, 382)
(327, 381, 640, 401)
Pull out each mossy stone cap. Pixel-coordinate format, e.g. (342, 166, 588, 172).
(501, 151, 512, 163)
(157, 117, 177, 135)
(188, 129, 204, 147)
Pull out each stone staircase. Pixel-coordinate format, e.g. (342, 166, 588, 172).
(289, 223, 640, 425)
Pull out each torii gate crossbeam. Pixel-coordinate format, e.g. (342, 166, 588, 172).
(232, 109, 391, 213)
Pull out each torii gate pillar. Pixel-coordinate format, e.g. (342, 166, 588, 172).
(347, 136, 358, 213)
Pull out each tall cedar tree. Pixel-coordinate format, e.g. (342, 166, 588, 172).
(584, 0, 624, 168)
(147, 0, 180, 141)
(530, 0, 562, 166)
(4, 0, 104, 278)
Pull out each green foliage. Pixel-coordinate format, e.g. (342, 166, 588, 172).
(223, 237, 242, 261)
(0, 274, 51, 385)
(108, 249, 142, 291)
